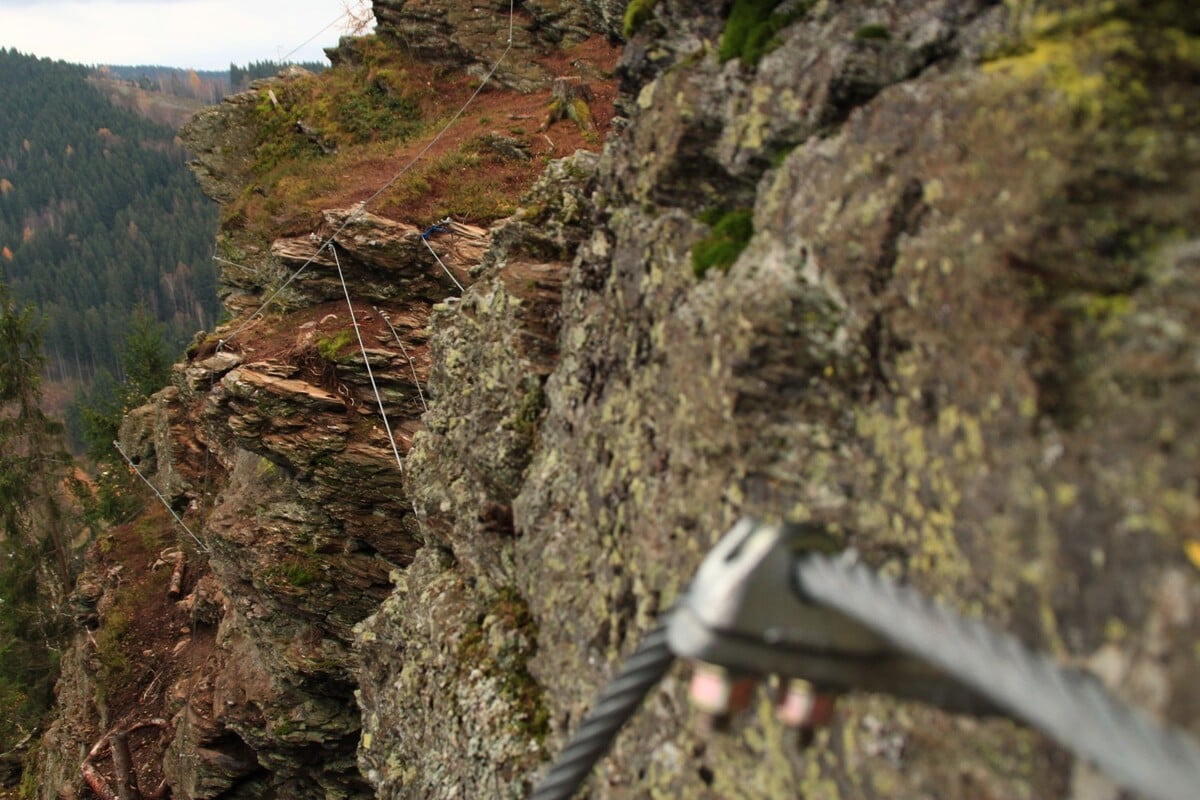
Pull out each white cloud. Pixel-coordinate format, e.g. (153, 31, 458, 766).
(0, 0, 355, 69)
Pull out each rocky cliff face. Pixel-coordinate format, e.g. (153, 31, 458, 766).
(37, 1, 1200, 798)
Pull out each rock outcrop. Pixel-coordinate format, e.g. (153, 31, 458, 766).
(37, 1, 1200, 798)
(371, 0, 625, 89)
(365, 1, 1200, 797)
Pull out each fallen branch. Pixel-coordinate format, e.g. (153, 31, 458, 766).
(82, 761, 116, 800)
(140, 670, 162, 703)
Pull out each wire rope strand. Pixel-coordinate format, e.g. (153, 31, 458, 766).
(278, 11, 352, 65)
(421, 236, 466, 293)
(374, 306, 428, 412)
(330, 246, 405, 474)
(796, 555, 1200, 800)
(349, 0, 515, 214)
(111, 440, 209, 554)
(531, 612, 676, 800)
(212, 254, 259, 271)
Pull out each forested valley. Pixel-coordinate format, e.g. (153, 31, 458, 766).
(0, 48, 221, 441)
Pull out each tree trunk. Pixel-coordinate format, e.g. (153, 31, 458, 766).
(109, 730, 141, 800)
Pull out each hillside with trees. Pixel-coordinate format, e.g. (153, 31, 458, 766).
(0, 48, 220, 422)
(228, 59, 327, 91)
(92, 61, 328, 128)
(0, 49, 217, 777)
(97, 64, 230, 103)
(0, 280, 89, 783)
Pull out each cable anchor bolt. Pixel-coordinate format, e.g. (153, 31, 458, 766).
(667, 519, 993, 721)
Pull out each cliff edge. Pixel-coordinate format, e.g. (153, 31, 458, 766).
(35, 1, 1200, 798)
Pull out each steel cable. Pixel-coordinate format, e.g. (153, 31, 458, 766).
(530, 612, 676, 800)
(329, 246, 405, 474)
(796, 554, 1200, 800)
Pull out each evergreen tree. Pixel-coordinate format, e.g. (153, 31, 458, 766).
(77, 367, 124, 463)
(0, 275, 44, 419)
(75, 308, 173, 518)
(120, 303, 172, 397)
(0, 277, 81, 757)
(228, 58, 325, 90)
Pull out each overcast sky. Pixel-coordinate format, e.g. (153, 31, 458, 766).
(0, 0, 369, 71)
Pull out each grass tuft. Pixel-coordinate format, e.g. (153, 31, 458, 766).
(692, 207, 754, 277)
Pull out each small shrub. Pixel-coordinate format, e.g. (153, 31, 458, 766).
(133, 514, 168, 550)
(272, 558, 319, 587)
(282, 563, 317, 587)
(18, 739, 41, 797)
(513, 382, 546, 437)
(95, 609, 131, 686)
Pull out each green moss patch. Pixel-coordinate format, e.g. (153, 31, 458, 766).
(455, 587, 549, 742)
(280, 561, 318, 587)
(267, 556, 322, 589)
(316, 330, 355, 362)
(245, 38, 428, 173)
